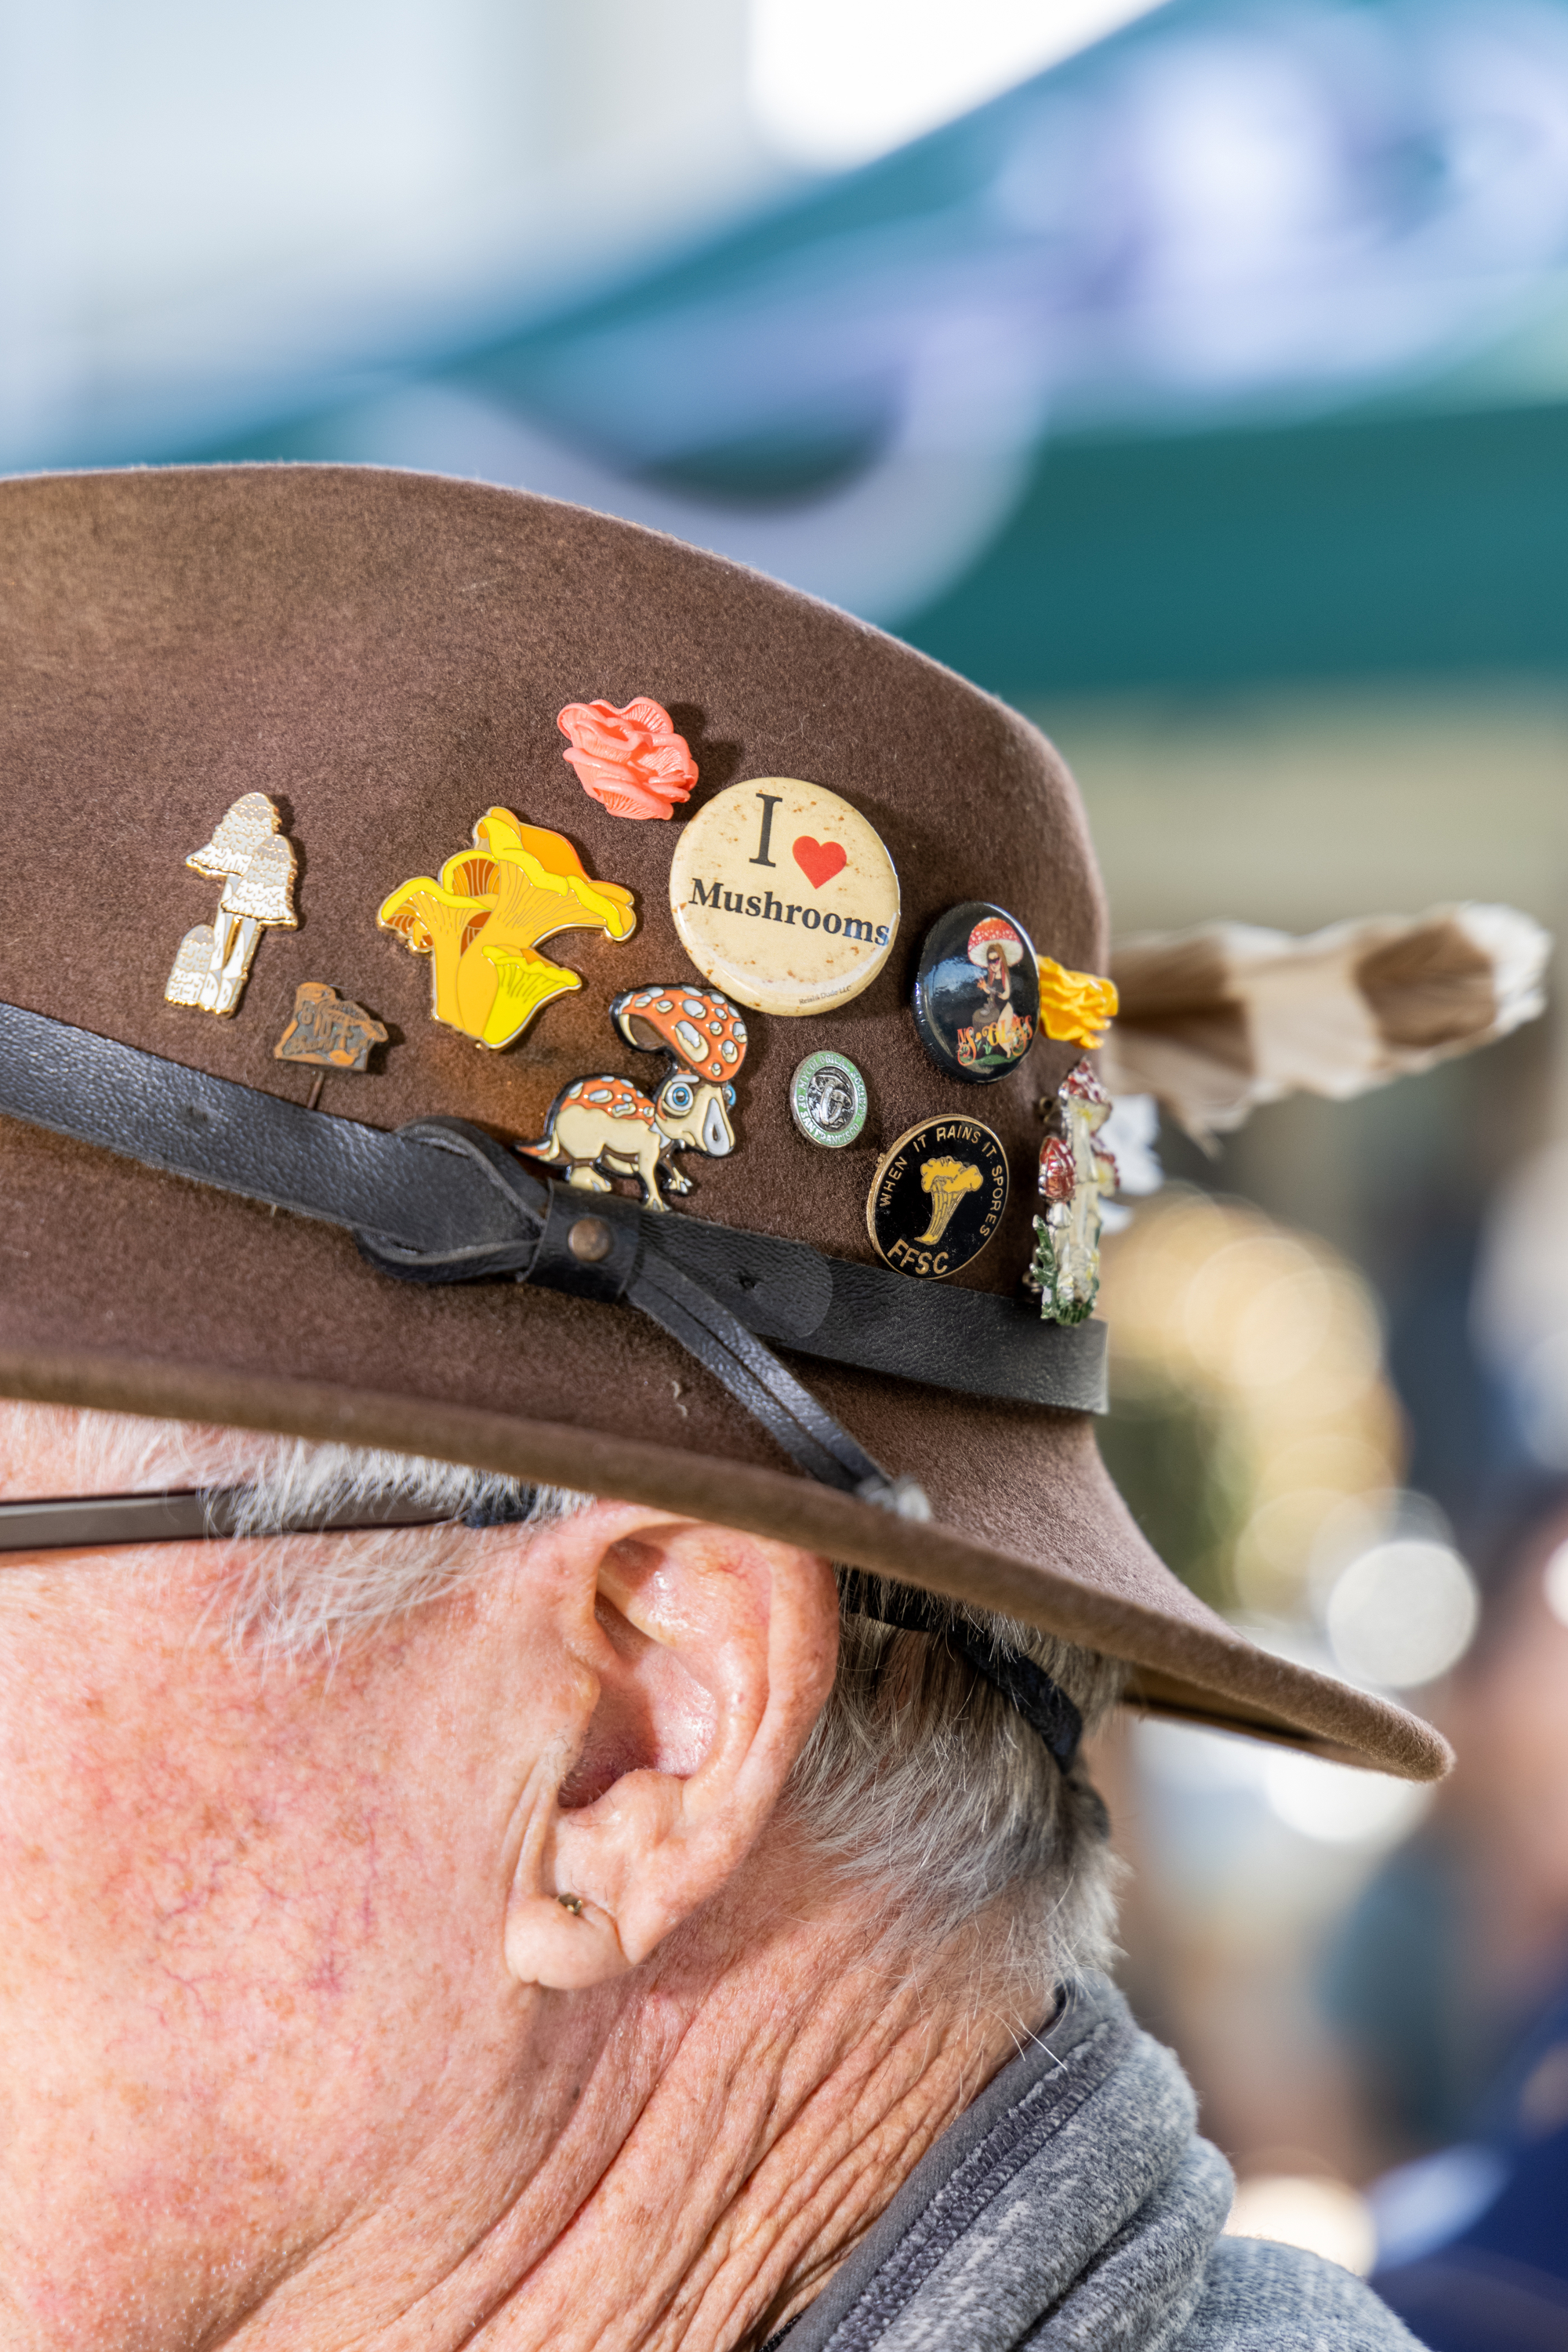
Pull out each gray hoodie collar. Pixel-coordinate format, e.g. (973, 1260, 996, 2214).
(769, 1975, 1232, 2352)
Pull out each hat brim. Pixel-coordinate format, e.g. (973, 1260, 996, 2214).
(0, 1330, 1450, 1783)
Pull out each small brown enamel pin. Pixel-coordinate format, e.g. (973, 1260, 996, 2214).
(274, 983, 388, 1109)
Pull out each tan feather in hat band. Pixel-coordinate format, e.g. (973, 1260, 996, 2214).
(1105, 906, 1548, 1142)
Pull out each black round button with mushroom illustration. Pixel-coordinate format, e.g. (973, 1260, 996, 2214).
(669, 778, 900, 1016)
(911, 902, 1040, 1083)
(866, 1116, 1009, 1279)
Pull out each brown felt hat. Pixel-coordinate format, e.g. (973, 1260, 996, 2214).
(0, 464, 1447, 1781)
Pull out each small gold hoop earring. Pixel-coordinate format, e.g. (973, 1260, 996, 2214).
(557, 1893, 585, 1916)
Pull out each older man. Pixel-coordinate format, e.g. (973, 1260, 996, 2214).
(0, 468, 1452, 2348)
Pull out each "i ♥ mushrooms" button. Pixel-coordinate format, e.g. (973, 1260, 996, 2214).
(669, 777, 901, 1016)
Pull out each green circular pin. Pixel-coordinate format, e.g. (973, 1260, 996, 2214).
(789, 1050, 869, 1149)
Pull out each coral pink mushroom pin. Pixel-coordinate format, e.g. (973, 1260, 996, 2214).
(557, 698, 699, 821)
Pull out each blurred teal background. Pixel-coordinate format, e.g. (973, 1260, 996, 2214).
(17, 0, 1568, 698)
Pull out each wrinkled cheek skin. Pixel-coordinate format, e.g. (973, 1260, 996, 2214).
(0, 1623, 466, 2350)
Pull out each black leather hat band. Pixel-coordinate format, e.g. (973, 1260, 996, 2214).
(0, 1000, 1105, 1515)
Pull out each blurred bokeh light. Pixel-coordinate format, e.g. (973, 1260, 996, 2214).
(1228, 2172, 1377, 2274)
(748, 0, 1167, 165)
(1097, 1189, 1403, 1621)
(1326, 1541, 1479, 1691)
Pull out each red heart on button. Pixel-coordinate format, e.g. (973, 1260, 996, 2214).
(793, 836, 847, 890)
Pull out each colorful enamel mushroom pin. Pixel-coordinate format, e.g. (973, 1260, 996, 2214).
(556, 699, 698, 822)
(1026, 1059, 1119, 1323)
(377, 809, 636, 1050)
(165, 793, 299, 1018)
(519, 988, 748, 1211)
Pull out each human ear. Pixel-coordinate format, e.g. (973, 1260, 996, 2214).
(503, 1512, 839, 1991)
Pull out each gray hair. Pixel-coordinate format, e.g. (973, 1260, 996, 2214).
(790, 1577, 1123, 1989)
(20, 1410, 1123, 1998)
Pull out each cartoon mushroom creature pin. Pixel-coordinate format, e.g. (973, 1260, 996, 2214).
(519, 987, 749, 1211)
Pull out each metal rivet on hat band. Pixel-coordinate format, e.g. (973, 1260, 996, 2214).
(568, 1217, 615, 1264)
